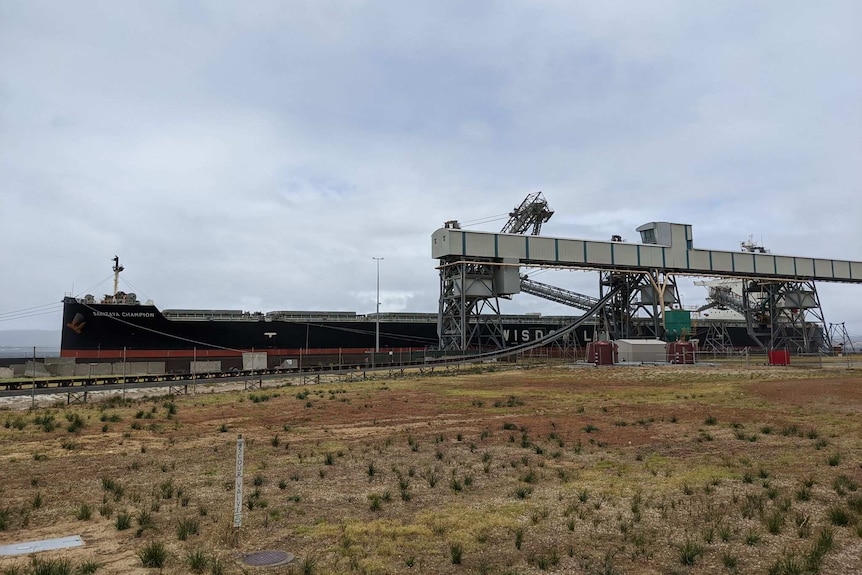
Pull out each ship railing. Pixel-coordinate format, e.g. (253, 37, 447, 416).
(266, 311, 359, 321)
(163, 310, 265, 321)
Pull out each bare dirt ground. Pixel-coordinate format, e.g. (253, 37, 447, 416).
(1, 364, 860, 574)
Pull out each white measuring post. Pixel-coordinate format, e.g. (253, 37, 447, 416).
(233, 434, 245, 528)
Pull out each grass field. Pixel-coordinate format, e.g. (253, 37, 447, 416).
(1, 364, 860, 574)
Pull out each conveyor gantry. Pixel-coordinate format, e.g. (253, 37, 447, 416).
(433, 222, 862, 284)
(434, 221, 862, 352)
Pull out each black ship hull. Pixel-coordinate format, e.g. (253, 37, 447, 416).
(60, 297, 761, 373)
(60, 297, 593, 370)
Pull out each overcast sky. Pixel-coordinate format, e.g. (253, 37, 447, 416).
(2, 1, 861, 338)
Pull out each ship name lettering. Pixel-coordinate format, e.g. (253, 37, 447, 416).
(503, 329, 547, 343)
(92, 311, 154, 318)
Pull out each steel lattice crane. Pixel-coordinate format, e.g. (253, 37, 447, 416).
(500, 191, 554, 236)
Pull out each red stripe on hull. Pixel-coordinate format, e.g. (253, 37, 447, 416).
(59, 347, 426, 360)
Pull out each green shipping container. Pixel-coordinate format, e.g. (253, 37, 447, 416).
(664, 310, 692, 342)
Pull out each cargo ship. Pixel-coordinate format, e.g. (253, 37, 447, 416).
(59, 259, 594, 372)
(59, 259, 764, 373)
(60, 295, 592, 371)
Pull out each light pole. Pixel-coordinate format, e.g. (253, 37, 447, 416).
(373, 257, 384, 354)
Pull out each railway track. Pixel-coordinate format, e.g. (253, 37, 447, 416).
(0, 361, 436, 396)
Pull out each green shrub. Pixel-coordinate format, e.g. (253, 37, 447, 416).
(136, 509, 155, 530)
(832, 474, 858, 495)
(764, 510, 784, 534)
(677, 540, 702, 566)
(65, 413, 85, 433)
(514, 526, 524, 549)
(514, 486, 532, 499)
(28, 557, 73, 575)
(159, 478, 175, 499)
(827, 506, 850, 526)
(177, 517, 200, 540)
(75, 503, 92, 521)
(0, 508, 13, 531)
(186, 549, 207, 573)
(805, 528, 833, 572)
(769, 553, 804, 575)
(138, 541, 168, 568)
(115, 511, 131, 530)
(34, 413, 57, 432)
(368, 493, 383, 511)
(449, 542, 463, 564)
(745, 530, 761, 546)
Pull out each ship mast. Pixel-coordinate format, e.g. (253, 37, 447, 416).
(740, 235, 769, 254)
(112, 256, 125, 296)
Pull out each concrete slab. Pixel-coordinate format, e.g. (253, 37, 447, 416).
(191, 360, 221, 373)
(47, 364, 76, 377)
(147, 362, 166, 375)
(44, 357, 76, 366)
(0, 535, 84, 557)
(22, 362, 52, 377)
(74, 363, 112, 376)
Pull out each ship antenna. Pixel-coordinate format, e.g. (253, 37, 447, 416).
(112, 255, 125, 296)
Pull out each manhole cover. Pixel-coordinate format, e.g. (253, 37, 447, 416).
(242, 550, 295, 567)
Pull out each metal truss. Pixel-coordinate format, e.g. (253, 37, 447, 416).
(500, 192, 554, 236)
(597, 270, 681, 341)
(699, 321, 734, 353)
(437, 261, 507, 352)
(519, 275, 598, 311)
(827, 323, 856, 354)
(742, 280, 831, 353)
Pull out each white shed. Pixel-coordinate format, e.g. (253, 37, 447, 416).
(616, 339, 667, 363)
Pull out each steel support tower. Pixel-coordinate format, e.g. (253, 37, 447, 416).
(741, 279, 830, 353)
(438, 194, 555, 351)
(437, 259, 508, 352)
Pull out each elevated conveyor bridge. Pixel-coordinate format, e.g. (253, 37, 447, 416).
(434, 221, 862, 353)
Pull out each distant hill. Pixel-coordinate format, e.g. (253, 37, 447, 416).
(0, 330, 60, 349)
